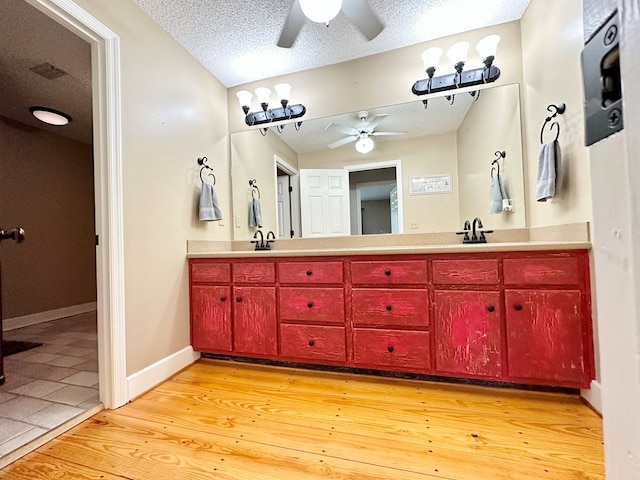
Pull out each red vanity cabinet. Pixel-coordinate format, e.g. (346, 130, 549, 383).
(432, 259, 502, 379)
(278, 259, 347, 364)
(503, 255, 592, 388)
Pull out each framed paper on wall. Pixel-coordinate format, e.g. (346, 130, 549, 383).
(409, 175, 452, 195)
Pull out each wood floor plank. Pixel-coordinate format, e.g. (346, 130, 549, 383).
(1, 359, 603, 480)
(0, 451, 129, 479)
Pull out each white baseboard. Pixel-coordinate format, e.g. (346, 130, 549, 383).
(2, 302, 98, 331)
(126, 346, 201, 401)
(581, 380, 602, 414)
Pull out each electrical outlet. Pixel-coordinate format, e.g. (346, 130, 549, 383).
(410, 221, 419, 229)
(235, 215, 241, 228)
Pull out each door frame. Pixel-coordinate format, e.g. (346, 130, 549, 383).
(344, 159, 404, 234)
(354, 179, 397, 235)
(274, 155, 301, 238)
(27, 0, 127, 409)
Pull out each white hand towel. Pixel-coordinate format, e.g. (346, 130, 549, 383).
(249, 198, 263, 228)
(199, 182, 223, 221)
(489, 174, 506, 214)
(536, 140, 561, 202)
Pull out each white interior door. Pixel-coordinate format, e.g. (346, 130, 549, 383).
(300, 169, 350, 237)
(390, 187, 399, 234)
(276, 175, 290, 238)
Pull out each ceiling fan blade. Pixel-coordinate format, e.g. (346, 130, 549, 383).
(328, 136, 358, 149)
(341, 0, 384, 41)
(325, 122, 359, 136)
(364, 113, 389, 131)
(277, 0, 306, 48)
(371, 131, 407, 136)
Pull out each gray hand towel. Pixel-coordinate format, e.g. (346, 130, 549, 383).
(199, 182, 223, 221)
(249, 198, 262, 228)
(489, 174, 506, 214)
(536, 140, 561, 202)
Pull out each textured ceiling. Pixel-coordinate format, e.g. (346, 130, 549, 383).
(133, 0, 531, 87)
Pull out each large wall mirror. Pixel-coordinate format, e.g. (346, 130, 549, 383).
(231, 83, 525, 241)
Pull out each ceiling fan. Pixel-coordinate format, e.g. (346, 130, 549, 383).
(278, 0, 384, 48)
(325, 111, 406, 153)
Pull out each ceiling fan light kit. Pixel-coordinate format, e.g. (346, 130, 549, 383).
(299, 0, 342, 23)
(325, 110, 406, 154)
(412, 35, 501, 100)
(236, 83, 306, 132)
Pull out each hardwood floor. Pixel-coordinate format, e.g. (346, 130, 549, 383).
(0, 359, 604, 479)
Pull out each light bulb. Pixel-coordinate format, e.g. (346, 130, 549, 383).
(476, 34, 501, 60)
(355, 135, 374, 154)
(421, 47, 443, 71)
(299, 0, 342, 23)
(29, 106, 71, 125)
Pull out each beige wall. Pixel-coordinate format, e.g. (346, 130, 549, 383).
(231, 130, 297, 240)
(457, 84, 526, 230)
(520, 0, 592, 228)
(69, 0, 229, 375)
(300, 133, 460, 233)
(0, 116, 96, 318)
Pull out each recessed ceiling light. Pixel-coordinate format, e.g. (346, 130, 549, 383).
(29, 106, 72, 126)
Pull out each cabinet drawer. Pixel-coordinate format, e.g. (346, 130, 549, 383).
(352, 289, 429, 328)
(351, 260, 428, 285)
(503, 257, 580, 285)
(353, 329, 431, 372)
(190, 261, 231, 283)
(280, 324, 346, 363)
(278, 261, 343, 284)
(233, 262, 275, 283)
(279, 287, 345, 324)
(433, 259, 499, 285)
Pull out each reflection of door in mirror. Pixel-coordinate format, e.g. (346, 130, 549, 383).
(300, 169, 351, 237)
(275, 156, 301, 239)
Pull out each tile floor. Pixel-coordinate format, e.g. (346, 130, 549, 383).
(0, 312, 100, 458)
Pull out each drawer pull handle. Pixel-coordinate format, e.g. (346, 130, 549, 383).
(307, 302, 314, 308)
(308, 340, 315, 347)
(306, 270, 312, 276)
(385, 305, 393, 311)
(387, 346, 394, 353)
(487, 305, 495, 312)
(384, 269, 391, 276)
(235, 297, 242, 303)
(220, 296, 227, 302)
(514, 304, 523, 311)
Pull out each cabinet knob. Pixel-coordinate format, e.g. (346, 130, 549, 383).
(306, 270, 312, 276)
(307, 302, 314, 308)
(514, 304, 523, 311)
(308, 340, 315, 347)
(384, 269, 391, 276)
(220, 296, 227, 302)
(387, 346, 394, 353)
(235, 297, 242, 303)
(487, 305, 495, 312)
(385, 305, 393, 311)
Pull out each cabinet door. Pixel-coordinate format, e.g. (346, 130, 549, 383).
(505, 289, 587, 386)
(233, 286, 277, 356)
(434, 290, 501, 378)
(190, 285, 232, 352)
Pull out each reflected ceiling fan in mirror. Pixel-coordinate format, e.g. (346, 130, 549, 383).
(278, 0, 384, 48)
(325, 110, 406, 153)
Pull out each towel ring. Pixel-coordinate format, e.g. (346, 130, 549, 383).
(491, 150, 506, 178)
(539, 103, 566, 144)
(197, 156, 216, 184)
(249, 179, 261, 199)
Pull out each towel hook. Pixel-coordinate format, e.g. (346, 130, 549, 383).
(197, 156, 216, 184)
(249, 179, 261, 199)
(491, 150, 506, 178)
(539, 103, 566, 144)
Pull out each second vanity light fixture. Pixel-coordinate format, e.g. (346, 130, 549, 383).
(412, 35, 501, 103)
(236, 83, 306, 134)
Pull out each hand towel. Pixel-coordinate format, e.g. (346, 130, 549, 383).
(199, 182, 223, 221)
(249, 198, 263, 228)
(536, 140, 562, 202)
(489, 174, 507, 214)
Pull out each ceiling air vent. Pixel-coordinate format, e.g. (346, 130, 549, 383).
(29, 62, 68, 80)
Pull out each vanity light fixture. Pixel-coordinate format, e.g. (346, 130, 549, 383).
(412, 34, 501, 102)
(29, 106, 72, 126)
(236, 83, 306, 134)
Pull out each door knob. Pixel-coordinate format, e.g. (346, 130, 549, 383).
(0, 227, 25, 243)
